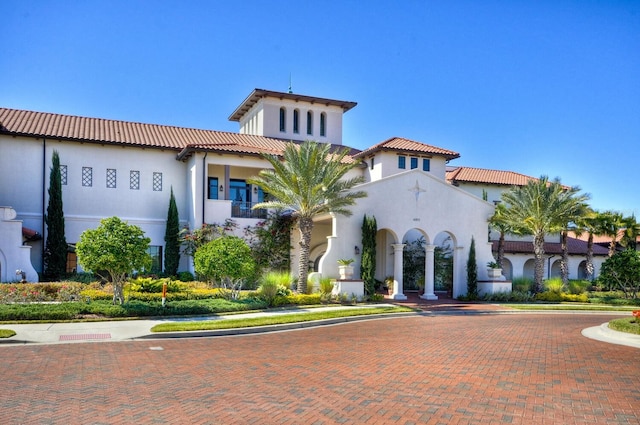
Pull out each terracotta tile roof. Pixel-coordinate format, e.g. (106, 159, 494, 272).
(568, 230, 640, 245)
(228, 88, 357, 122)
(354, 137, 460, 160)
(447, 166, 538, 186)
(492, 237, 609, 256)
(0, 107, 360, 162)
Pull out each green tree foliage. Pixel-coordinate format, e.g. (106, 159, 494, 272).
(500, 176, 589, 293)
(244, 210, 293, 273)
(489, 203, 513, 269)
(43, 150, 68, 281)
(76, 217, 151, 304)
(164, 187, 180, 277)
(403, 237, 425, 290)
(360, 214, 377, 296)
(193, 236, 255, 284)
(466, 236, 478, 299)
(597, 249, 640, 299)
(249, 141, 367, 293)
(180, 219, 238, 258)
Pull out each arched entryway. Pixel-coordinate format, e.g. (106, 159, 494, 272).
(501, 258, 513, 280)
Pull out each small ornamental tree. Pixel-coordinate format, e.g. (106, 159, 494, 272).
(76, 217, 152, 304)
(43, 150, 68, 281)
(360, 214, 377, 295)
(194, 236, 255, 284)
(164, 187, 180, 277)
(598, 249, 640, 299)
(466, 236, 478, 299)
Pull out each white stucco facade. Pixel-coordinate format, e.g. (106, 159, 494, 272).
(0, 87, 606, 296)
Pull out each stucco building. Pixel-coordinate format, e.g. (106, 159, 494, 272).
(0, 88, 602, 296)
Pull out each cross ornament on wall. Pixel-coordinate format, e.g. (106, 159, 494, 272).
(409, 180, 426, 206)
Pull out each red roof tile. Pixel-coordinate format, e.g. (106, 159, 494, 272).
(447, 166, 538, 186)
(355, 137, 460, 160)
(492, 237, 609, 256)
(0, 107, 360, 162)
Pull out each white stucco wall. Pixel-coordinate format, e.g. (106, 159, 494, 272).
(314, 169, 496, 296)
(362, 151, 449, 183)
(243, 97, 345, 144)
(0, 135, 190, 273)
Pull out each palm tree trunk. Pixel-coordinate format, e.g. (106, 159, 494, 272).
(296, 217, 314, 293)
(497, 231, 505, 269)
(586, 233, 594, 280)
(533, 233, 546, 293)
(560, 230, 569, 285)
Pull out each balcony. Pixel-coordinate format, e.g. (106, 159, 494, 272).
(231, 201, 267, 219)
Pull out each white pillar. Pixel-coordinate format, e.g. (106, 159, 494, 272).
(452, 246, 464, 298)
(421, 244, 438, 300)
(391, 243, 407, 300)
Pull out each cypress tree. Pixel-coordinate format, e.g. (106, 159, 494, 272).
(360, 214, 377, 296)
(164, 187, 180, 277)
(43, 150, 68, 280)
(466, 236, 478, 299)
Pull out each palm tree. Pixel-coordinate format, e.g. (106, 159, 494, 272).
(488, 202, 512, 269)
(597, 210, 625, 257)
(574, 208, 599, 281)
(500, 176, 588, 293)
(249, 141, 367, 293)
(620, 214, 640, 251)
(557, 195, 590, 285)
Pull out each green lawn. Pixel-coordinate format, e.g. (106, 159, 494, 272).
(500, 303, 639, 312)
(0, 329, 16, 338)
(151, 306, 415, 332)
(608, 317, 640, 335)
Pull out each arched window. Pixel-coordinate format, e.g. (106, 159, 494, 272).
(279, 107, 286, 132)
(293, 109, 299, 134)
(306, 111, 313, 135)
(320, 112, 326, 137)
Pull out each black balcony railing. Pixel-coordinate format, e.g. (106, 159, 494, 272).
(231, 201, 267, 219)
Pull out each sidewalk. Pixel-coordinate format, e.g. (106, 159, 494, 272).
(1, 298, 638, 348)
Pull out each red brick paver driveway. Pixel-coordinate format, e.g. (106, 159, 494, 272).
(1, 313, 638, 424)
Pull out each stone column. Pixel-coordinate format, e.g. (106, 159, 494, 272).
(391, 243, 407, 300)
(420, 244, 438, 300)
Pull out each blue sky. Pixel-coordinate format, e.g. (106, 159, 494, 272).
(2, 1, 639, 215)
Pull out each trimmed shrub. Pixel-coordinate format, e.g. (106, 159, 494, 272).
(272, 293, 322, 307)
(535, 291, 589, 303)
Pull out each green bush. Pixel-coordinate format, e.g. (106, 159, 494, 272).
(512, 276, 533, 293)
(567, 279, 590, 295)
(194, 236, 256, 283)
(319, 278, 334, 295)
(535, 291, 589, 303)
(544, 277, 565, 293)
(178, 271, 195, 282)
(480, 291, 535, 302)
(128, 277, 186, 293)
(272, 293, 322, 307)
(257, 271, 292, 306)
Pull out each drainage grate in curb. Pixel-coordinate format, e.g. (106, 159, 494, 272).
(59, 333, 112, 341)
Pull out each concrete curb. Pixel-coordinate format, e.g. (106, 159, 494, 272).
(582, 322, 640, 349)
